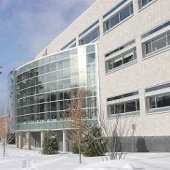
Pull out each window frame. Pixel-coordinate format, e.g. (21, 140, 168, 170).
(105, 48, 136, 73)
(138, 0, 155, 10)
(103, 3, 133, 33)
(143, 32, 170, 57)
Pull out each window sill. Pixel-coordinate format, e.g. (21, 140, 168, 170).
(142, 45, 170, 61)
(138, 0, 157, 12)
(103, 14, 134, 36)
(106, 59, 137, 75)
(108, 111, 140, 119)
(147, 107, 170, 115)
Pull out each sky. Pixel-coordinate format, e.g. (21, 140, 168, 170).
(0, 0, 96, 114)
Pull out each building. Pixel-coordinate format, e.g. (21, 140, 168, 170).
(0, 115, 9, 140)
(9, 0, 170, 152)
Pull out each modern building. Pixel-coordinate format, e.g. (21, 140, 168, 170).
(9, 0, 170, 152)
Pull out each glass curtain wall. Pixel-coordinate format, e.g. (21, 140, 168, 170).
(12, 44, 98, 130)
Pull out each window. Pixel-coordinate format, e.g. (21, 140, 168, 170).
(138, 0, 153, 9)
(142, 20, 170, 38)
(143, 32, 170, 56)
(105, 40, 135, 58)
(107, 91, 140, 115)
(108, 99, 140, 115)
(61, 38, 76, 50)
(104, 3, 133, 32)
(146, 82, 170, 112)
(106, 48, 136, 72)
(147, 93, 170, 110)
(79, 27, 100, 45)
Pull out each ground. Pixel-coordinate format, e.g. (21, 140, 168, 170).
(0, 144, 170, 170)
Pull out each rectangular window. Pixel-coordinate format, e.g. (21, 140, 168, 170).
(152, 35, 166, 51)
(104, 3, 133, 32)
(147, 93, 170, 110)
(143, 32, 170, 56)
(106, 48, 136, 72)
(79, 27, 100, 45)
(108, 99, 140, 115)
(138, 0, 153, 9)
(120, 6, 130, 21)
(110, 14, 119, 28)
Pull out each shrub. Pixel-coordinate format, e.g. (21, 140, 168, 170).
(83, 125, 106, 157)
(41, 130, 59, 155)
(71, 125, 106, 157)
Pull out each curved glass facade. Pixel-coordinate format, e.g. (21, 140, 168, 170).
(13, 44, 98, 131)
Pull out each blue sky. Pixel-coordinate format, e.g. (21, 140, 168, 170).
(0, 0, 95, 114)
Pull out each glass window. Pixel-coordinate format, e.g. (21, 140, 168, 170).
(49, 62, 56, 72)
(105, 20, 111, 31)
(156, 95, 170, 108)
(50, 55, 56, 62)
(114, 56, 123, 68)
(63, 69, 70, 79)
(123, 51, 134, 64)
(125, 101, 136, 112)
(139, 0, 153, 9)
(143, 33, 169, 56)
(106, 48, 136, 72)
(168, 33, 170, 45)
(87, 53, 95, 63)
(44, 64, 50, 73)
(86, 45, 95, 53)
(44, 103, 50, 111)
(111, 14, 119, 27)
(104, 3, 133, 32)
(63, 79, 70, 89)
(51, 102, 57, 111)
(38, 66, 44, 75)
(50, 82, 56, 91)
(39, 94, 45, 103)
(79, 28, 99, 45)
(40, 104, 44, 112)
(120, 6, 130, 21)
(115, 103, 124, 114)
(152, 36, 166, 51)
(57, 70, 63, 79)
(57, 80, 63, 90)
(50, 72, 57, 82)
(148, 93, 170, 110)
(108, 99, 140, 115)
(51, 93, 56, 101)
(51, 112, 57, 120)
(40, 113, 44, 121)
(145, 41, 152, 54)
(62, 59, 70, 68)
(56, 61, 62, 70)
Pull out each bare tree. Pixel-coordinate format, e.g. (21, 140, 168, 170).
(0, 114, 9, 157)
(98, 105, 135, 160)
(62, 87, 88, 163)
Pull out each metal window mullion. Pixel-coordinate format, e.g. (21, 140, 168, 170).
(155, 96, 157, 108)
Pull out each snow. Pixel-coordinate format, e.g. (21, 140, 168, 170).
(0, 144, 170, 170)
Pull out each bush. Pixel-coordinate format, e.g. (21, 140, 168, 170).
(41, 130, 59, 155)
(72, 141, 79, 154)
(83, 125, 106, 157)
(71, 125, 106, 157)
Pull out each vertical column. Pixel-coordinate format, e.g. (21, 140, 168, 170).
(16, 132, 19, 148)
(63, 130, 67, 152)
(18, 131, 23, 149)
(26, 131, 31, 150)
(41, 131, 45, 150)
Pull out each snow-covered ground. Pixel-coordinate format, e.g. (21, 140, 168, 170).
(0, 144, 170, 170)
